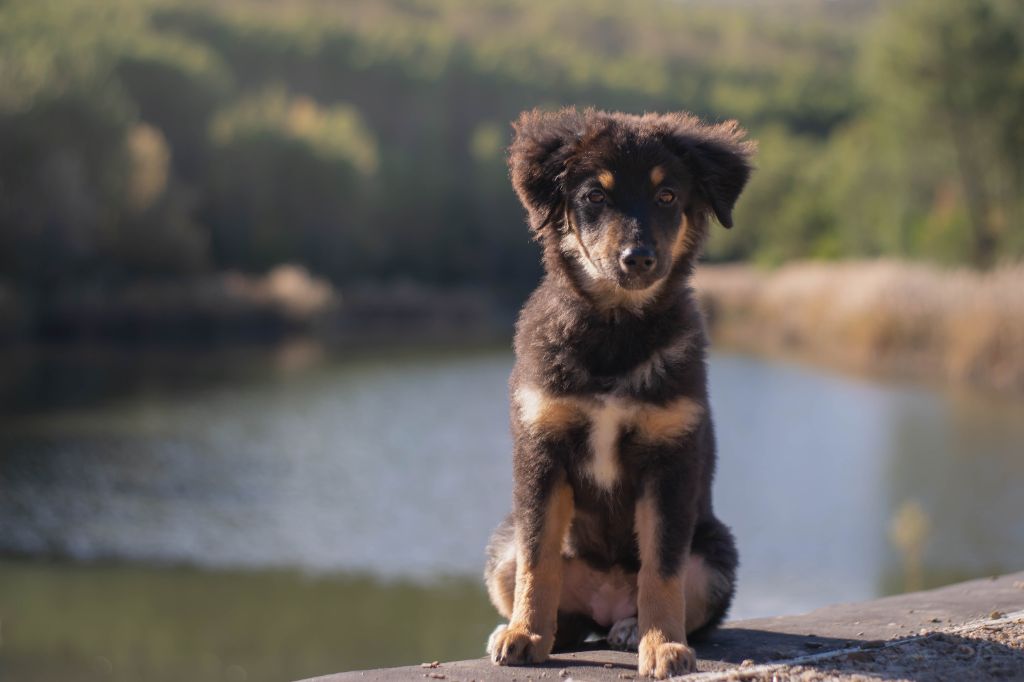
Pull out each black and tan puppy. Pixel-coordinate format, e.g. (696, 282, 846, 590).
(484, 108, 754, 679)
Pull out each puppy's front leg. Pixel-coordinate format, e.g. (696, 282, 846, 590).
(635, 493, 697, 679)
(490, 471, 574, 666)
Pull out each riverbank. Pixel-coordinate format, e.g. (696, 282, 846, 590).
(306, 572, 1024, 681)
(3, 260, 1022, 395)
(695, 261, 1024, 396)
(0, 265, 509, 346)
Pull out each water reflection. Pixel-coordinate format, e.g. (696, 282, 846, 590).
(882, 389, 1024, 593)
(1, 344, 1023, 680)
(0, 345, 514, 576)
(0, 560, 495, 682)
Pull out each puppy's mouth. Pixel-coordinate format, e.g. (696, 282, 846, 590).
(615, 271, 664, 291)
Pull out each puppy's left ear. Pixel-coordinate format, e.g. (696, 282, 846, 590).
(664, 118, 755, 229)
(508, 108, 585, 235)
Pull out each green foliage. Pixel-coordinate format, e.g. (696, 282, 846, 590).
(713, 0, 1024, 268)
(0, 0, 1020, 303)
(860, 0, 1024, 267)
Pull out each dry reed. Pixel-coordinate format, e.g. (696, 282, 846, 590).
(694, 260, 1024, 394)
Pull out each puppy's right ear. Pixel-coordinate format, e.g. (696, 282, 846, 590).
(509, 108, 584, 235)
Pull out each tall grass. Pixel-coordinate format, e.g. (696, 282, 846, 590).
(695, 261, 1024, 394)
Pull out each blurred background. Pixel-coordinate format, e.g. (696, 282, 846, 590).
(1, 0, 1023, 680)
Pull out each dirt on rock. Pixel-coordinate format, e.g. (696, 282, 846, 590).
(703, 616, 1024, 682)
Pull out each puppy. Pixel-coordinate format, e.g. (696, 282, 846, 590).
(484, 108, 753, 679)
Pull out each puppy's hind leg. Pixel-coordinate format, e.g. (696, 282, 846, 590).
(484, 515, 517, 620)
(607, 616, 639, 651)
(484, 515, 518, 656)
(685, 516, 738, 636)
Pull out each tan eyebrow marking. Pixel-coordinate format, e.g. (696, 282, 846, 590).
(650, 165, 665, 186)
(597, 170, 615, 190)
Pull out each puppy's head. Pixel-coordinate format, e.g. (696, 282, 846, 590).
(509, 108, 754, 304)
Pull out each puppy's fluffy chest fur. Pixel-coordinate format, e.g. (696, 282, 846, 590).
(514, 279, 708, 397)
(511, 281, 710, 493)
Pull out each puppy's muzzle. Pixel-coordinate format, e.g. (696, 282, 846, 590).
(619, 246, 657, 276)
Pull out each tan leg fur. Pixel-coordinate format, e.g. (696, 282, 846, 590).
(490, 481, 574, 665)
(635, 496, 696, 679)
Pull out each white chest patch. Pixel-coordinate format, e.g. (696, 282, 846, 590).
(515, 383, 705, 492)
(584, 397, 635, 491)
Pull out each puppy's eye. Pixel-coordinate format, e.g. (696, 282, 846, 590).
(656, 189, 676, 206)
(586, 189, 606, 204)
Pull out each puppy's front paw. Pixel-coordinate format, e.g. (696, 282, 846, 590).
(608, 616, 639, 651)
(486, 623, 508, 657)
(489, 624, 550, 665)
(638, 640, 696, 679)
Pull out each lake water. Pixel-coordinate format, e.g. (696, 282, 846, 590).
(1, 342, 1023, 682)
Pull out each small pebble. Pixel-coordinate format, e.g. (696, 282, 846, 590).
(990, 610, 1005, 619)
(930, 617, 942, 623)
(604, 663, 613, 668)
(558, 670, 569, 678)
(421, 662, 441, 669)
(740, 659, 754, 667)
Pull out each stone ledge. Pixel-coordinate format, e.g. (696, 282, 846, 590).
(300, 571, 1024, 681)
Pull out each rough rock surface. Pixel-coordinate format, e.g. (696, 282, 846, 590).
(300, 572, 1024, 681)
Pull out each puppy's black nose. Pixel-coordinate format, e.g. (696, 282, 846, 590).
(619, 246, 657, 274)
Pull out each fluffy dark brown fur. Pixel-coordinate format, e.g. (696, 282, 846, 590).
(484, 108, 754, 679)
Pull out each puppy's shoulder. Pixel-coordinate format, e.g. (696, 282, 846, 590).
(514, 280, 582, 351)
(512, 280, 591, 388)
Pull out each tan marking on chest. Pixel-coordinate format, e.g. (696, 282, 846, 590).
(585, 397, 704, 489)
(585, 398, 633, 490)
(515, 385, 586, 434)
(587, 396, 706, 490)
(634, 397, 705, 442)
(516, 387, 705, 491)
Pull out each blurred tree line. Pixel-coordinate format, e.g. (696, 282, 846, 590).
(1, 0, 1022, 307)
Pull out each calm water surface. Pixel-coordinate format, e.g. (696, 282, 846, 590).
(1, 343, 1022, 681)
